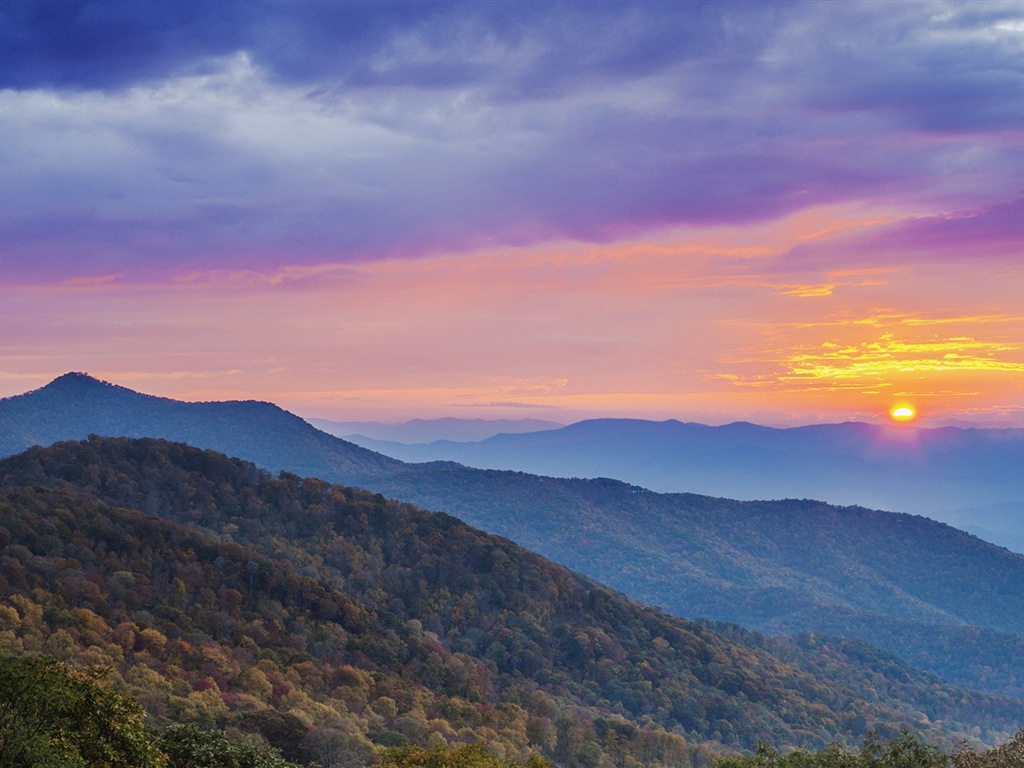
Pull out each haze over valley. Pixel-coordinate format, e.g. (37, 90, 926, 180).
(333, 417, 1024, 553)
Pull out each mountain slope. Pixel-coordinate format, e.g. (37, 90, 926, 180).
(2, 436, 1023, 759)
(360, 461, 1024, 692)
(0, 373, 399, 479)
(338, 418, 1024, 529)
(4, 374, 1024, 699)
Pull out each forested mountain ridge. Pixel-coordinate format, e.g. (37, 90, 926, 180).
(340, 417, 1024, 541)
(4, 374, 1024, 699)
(359, 462, 1024, 696)
(3, 437, 1024, 766)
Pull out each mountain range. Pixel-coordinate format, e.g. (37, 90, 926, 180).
(338, 418, 1024, 552)
(4, 373, 1024, 704)
(3, 435, 1024, 763)
(308, 417, 564, 444)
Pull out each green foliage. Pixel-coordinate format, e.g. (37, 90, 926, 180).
(857, 730, 947, 768)
(157, 724, 301, 768)
(0, 654, 164, 768)
(379, 743, 547, 768)
(239, 710, 310, 763)
(950, 730, 1024, 768)
(0, 652, 303, 768)
(715, 731, 946, 768)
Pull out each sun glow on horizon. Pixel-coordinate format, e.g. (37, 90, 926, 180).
(890, 404, 917, 422)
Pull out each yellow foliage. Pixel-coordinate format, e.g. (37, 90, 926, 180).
(0, 604, 21, 631)
(237, 666, 274, 702)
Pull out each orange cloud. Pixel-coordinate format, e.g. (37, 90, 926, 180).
(720, 322, 1024, 404)
(776, 283, 837, 297)
(3, 200, 1022, 426)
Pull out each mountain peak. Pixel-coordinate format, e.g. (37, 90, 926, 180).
(46, 371, 107, 388)
(1, 372, 111, 403)
(0, 371, 402, 479)
(29, 372, 145, 401)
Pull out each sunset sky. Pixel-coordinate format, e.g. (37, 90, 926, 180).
(3, 1, 1024, 425)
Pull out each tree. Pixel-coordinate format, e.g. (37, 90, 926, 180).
(714, 731, 946, 768)
(157, 723, 301, 768)
(0, 654, 164, 768)
(239, 710, 310, 763)
(951, 730, 1024, 768)
(379, 743, 548, 768)
(859, 730, 946, 768)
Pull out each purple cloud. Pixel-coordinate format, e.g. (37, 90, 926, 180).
(0, 1, 779, 94)
(767, 195, 1024, 276)
(2, 0, 1024, 281)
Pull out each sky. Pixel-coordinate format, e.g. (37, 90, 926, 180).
(2, 0, 1024, 426)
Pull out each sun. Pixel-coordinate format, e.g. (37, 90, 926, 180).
(889, 404, 916, 422)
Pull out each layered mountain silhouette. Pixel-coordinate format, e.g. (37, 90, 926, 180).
(340, 418, 1024, 548)
(4, 373, 1024, 701)
(309, 416, 564, 444)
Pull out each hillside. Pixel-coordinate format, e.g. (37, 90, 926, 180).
(358, 462, 1024, 695)
(0, 372, 399, 479)
(339, 418, 1024, 543)
(5, 374, 1024, 700)
(2, 437, 1024, 764)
